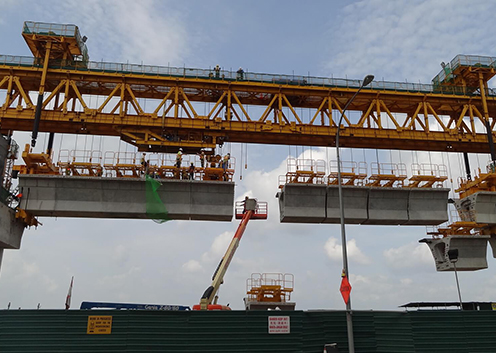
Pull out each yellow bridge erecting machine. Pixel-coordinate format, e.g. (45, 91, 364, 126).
(1, 22, 496, 156)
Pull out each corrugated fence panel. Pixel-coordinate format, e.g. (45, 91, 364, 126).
(1, 309, 496, 352)
(373, 311, 414, 353)
(411, 311, 470, 353)
(301, 311, 348, 351)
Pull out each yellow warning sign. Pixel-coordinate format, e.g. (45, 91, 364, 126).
(87, 316, 112, 334)
(492, 303, 496, 311)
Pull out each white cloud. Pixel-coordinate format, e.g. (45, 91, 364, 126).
(383, 242, 433, 268)
(324, 237, 371, 265)
(33, 0, 190, 66)
(182, 260, 203, 273)
(326, 0, 496, 83)
(201, 231, 233, 263)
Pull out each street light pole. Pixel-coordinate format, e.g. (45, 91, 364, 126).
(336, 74, 374, 353)
(448, 249, 463, 310)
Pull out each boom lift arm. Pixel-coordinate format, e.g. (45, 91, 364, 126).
(194, 198, 267, 310)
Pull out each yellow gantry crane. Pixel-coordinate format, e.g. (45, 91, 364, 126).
(3, 21, 496, 271)
(1, 22, 496, 156)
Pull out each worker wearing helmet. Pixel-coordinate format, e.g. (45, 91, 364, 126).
(222, 153, 230, 171)
(237, 67, 244, 80)
(176, 149, 183, 168)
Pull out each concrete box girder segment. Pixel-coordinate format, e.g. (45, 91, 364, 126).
(277, 184, 326, 223)
(325, 185, 368, 224)
(454, 192, 496, 224)
(420, 235, 490, 271)
(18, 175, 234, 221)
(406, 188, 450, 225)
(0, 202, 25, 249)
(0, 202, 25, 272)
(364, 188, 409, 225)
(278, 184, 449, 225)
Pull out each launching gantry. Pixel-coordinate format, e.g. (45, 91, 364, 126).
(2, 21, 496, 272)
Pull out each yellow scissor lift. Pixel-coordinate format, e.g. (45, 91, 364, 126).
(244, 273, 295, 311)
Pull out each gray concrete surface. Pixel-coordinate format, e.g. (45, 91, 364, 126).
(278, 184, 449, 225)
(406, 188, 450, 225)
(364, 188, 409, 225)
(0, 201, 25, 273)
(325, 185, 368, 224)
(454, 192, 496, 224)
(19, 175, 234, 221)
(278, 184, 327, 223)
(420, 235, 490, 271)
(0, 202, 25, 249)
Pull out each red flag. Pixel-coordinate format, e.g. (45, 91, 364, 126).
(65, 276, 74, 310)
(340, 275, 352, 305)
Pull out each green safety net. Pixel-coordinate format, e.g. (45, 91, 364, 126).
(145, 175, 170, 223)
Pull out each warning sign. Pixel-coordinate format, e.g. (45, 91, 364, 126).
(87, 316, 112, 334)
(492, 303, 496, 311)
(268, 316, 290, 334)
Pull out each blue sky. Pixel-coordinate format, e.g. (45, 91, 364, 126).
(1, 0, 496, 311)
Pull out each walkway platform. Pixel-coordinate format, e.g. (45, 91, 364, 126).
(18, 175, 234, 221)
(278, 184, 449, 225)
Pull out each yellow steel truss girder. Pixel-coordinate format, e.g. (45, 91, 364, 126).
(0, 108, 490, 153)
(1, 65, 496, 152)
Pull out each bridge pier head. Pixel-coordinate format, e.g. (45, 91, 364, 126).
(0, 202, 26, 272)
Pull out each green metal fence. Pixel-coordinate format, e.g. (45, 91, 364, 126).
(1, 309, 495, 352)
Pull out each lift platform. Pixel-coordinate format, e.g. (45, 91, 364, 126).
(193, 198, 267, 310)
(244, 273, 295, 311)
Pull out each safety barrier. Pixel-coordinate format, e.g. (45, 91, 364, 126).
(16, 147, 236, 182)
(279, 159, 448, 189)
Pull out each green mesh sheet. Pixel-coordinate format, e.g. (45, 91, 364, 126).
(145, 175, 170, 223)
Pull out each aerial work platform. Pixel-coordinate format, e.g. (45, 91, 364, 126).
(278, 184, 449, 225)
(18, 175, 234, 221)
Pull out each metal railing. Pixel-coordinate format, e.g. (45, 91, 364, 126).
(2, 54, 495, 96)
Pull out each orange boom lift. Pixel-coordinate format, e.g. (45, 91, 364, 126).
(193, 198, 267, 310)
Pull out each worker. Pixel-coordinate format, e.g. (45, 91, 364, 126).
(237, 67, 244, 80)
(222, 153, 230, 170)
(214, 65, 220, 78)
(242, 196, 249, 213)
(188, 162, 195, 180)
(176, 148, 183, 168)
(199, 150, 205, 168)
(140, 153, 147, 175)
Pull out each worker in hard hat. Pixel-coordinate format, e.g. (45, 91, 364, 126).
(221, 153, 230, 171)
(188, 162, 195, 180)
(214, 65, 220, 78)
(199, 150, 205, 168)
(176, 148, 183, 168)
(237, 67, 244, 80)
(140, 152, 146, 175)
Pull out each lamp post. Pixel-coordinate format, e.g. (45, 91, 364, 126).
(336, 74, 374, 353)
(448, 249, 463, 310)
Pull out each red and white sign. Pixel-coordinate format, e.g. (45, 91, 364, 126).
(268, 316, 290, 334)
